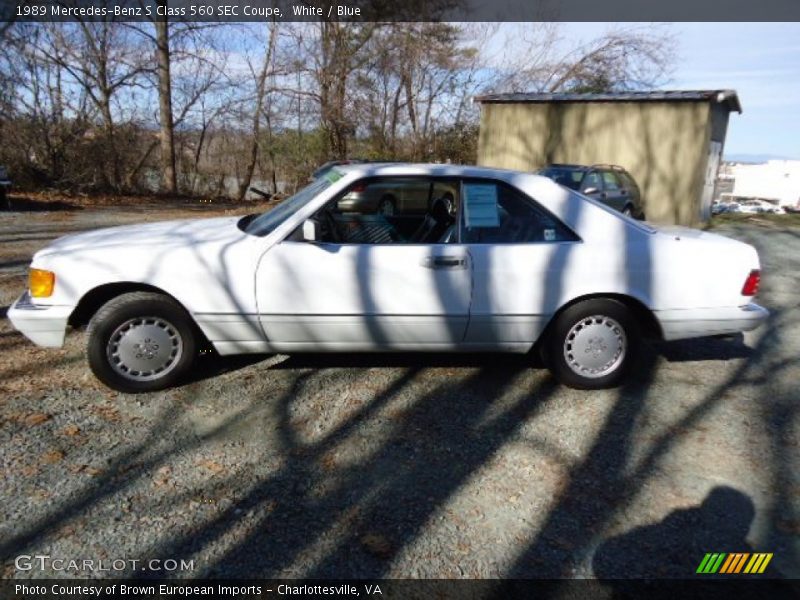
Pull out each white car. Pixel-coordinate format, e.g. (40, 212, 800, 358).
(8, 164, 768, 392)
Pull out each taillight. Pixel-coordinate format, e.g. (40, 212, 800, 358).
(741, 269, 761, 296)
(350, 183, 367, 193)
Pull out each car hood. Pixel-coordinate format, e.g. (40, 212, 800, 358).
(35, 216, 248, 260)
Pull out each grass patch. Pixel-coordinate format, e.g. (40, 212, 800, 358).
(706, 212, 800, 230)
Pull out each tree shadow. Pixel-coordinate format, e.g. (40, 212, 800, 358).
(271, 351, 533, 370)
(134, 365, 560, 579)
(654, 333, 753, 362)
(181, 351, 272, 385)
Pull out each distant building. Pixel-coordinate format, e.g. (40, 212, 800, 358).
(475, 90, 741, 226)
(718, 160, 800, 208)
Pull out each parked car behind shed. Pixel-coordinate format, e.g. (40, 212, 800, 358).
(0, 166, 11, 209)
(538, 163, 645, 219)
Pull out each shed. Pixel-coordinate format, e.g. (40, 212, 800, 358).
(475, 90, 742, 225)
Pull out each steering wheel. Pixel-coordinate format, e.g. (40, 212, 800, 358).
(321, 209, 341, 243)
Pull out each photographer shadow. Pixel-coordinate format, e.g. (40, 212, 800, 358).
(592, 486, 789, 598)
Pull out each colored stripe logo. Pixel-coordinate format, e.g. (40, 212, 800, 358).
(696, 552, 773, 574)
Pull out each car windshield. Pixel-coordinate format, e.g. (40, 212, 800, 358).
(244, 176, 331, 236)
(539, 167, 583, 191)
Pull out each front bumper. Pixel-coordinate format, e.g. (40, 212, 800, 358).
(7, 292, 73, 347)
(657, 302, 769, 341)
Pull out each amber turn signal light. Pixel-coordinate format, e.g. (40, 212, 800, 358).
(29, 268, 55, 298)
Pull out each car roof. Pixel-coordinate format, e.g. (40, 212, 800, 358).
(331, 162, 553, 184)
(544, 163, 591, 171)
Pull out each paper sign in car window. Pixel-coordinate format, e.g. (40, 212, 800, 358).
(464, 184, 500, 228)
(326, 169, 343, 183)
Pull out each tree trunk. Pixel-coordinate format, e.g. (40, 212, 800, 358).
(99, 93, 120, 190)
(155, 11, 177, 195)
(238, 24, 276, 202)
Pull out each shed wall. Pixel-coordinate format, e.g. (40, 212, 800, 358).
(477, 101, 715, 225)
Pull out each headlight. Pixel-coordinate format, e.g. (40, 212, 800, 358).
(29, 268, 55, 297)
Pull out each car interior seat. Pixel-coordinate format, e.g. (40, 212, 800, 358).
(410, 194, 455, 243)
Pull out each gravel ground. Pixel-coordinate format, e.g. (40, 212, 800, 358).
(0, 203, 798, 582)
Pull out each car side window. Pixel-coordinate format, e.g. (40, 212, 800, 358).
(602, 171, 621, 191)
(620, 172, 639, 195)
(581, 171, 602, 192)
(297, 177, 460, 245)
(460, 181, 578, 244)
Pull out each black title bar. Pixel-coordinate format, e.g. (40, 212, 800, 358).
(2, 579, 800, 600)
(3, 0, 800, 22)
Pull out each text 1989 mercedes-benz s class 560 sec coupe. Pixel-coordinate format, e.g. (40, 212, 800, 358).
(8, 164, 768, 393)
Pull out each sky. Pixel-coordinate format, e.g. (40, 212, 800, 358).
(492, 22, 800, 160)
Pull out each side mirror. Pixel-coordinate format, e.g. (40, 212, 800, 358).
(302, 219, 320, 242)
(583, 187, 599, 195)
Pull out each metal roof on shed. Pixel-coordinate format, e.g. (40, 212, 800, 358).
(475, 90, 742, 113)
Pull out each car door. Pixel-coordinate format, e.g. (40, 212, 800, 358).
(600, 170, 627, 211)
(618, 171, 641, 206)
(580, 170, 604, 201)
(460, 179, 581, 349)
(255, 177, 472, 351)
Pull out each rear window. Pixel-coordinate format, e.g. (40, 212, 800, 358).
(461, 181, 580, 244)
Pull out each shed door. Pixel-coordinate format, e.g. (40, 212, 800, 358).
(702, 141, 723, 220)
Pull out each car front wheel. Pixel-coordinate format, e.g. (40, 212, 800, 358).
(86, 292, 198, 393)
(546, 298, 640, 389)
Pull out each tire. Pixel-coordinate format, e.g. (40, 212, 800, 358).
(545, 298, 640, 390)
(377, 195, 396, 216)
(86, 292, 198, 393)
(622, 205, 633, 217)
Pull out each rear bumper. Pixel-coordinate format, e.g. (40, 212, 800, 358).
(656, 303, 769, 341)
(7, 292, 73, 347)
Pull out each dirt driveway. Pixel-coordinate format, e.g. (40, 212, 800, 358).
(0, 204, 798, 581)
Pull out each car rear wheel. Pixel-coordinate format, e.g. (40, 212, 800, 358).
(622, 205, 633, 217)
(86, 292, 197, 393)
(545, 298, 640, 389)
(377, 195, 396, 216)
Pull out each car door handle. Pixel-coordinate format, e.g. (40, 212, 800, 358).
(422, 256, 467, 269)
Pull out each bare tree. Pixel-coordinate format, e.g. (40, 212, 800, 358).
(355, 23, 486, 162)
(237, 22, 279, 201)
(298, 22, 380, 158)
(0, 22, 676, 198)
(31, 21, 151, 190)
(488, 24, 675, 94)
(155, 5, 177, 194)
